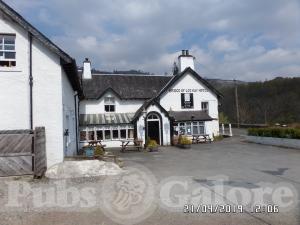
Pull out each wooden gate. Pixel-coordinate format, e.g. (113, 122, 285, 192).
(0, 127, 46, 177)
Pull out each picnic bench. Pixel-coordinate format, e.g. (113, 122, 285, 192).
(120, 139, 143, 152)
(192, 134, 212, 144)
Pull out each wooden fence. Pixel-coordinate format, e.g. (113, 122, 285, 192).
(0, 127, 46, 177)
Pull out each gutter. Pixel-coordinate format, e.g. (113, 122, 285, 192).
(74, 91, 79, 154)
(29, 33, 33, 130)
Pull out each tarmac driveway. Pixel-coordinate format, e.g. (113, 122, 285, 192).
(0, 133, 299, 225)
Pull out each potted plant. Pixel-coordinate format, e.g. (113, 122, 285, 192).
(178, 135, 192, 149)
(147, 139, 159, 152)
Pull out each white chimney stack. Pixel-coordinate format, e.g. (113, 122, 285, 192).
(178, 50, 195, 72)
(83, 58, 92, 79)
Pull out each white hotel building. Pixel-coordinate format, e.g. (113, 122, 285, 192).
(79, 50, 222, 148)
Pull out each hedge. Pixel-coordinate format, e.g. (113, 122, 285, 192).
(248, 127, 300, 139)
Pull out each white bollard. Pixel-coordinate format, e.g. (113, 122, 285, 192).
(229, 124, 233, 136)
(222, 124, 225, 135)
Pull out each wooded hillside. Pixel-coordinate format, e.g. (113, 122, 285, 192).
(213, 77, 300, 124)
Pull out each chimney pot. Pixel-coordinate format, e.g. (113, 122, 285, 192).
(181, 50, 185, 55)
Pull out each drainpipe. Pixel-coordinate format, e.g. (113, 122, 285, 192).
(74, 91, 79, 154)
(29, 33, 33, 130)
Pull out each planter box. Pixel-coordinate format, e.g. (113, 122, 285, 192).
(246, 136, 300, 150)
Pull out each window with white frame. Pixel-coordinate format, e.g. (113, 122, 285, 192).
(80, 130, 87, 141)
(80, 125, 134, 141)
(201, 102, 209, 113)
(181, 93, 194, 109)
(104, 97, 115, 112)
(112, 126, 119, 140)
(96, 130, 103, 140)
(0, 34, 16, 67)
(174, 121, 205, 135)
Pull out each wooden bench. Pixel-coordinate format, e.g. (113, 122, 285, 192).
(120, 140, 143, 152)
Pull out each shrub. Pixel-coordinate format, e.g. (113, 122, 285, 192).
(248, 127, 300, 139)
(147, 139, 158, 148)
(179, 135, 192, 145)
(94, 145, 104, 156)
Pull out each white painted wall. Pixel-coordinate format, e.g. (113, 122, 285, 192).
(159, 71, 220, 138)
(80, 91, 144, 114)
(62, 68, 77, 157)
(0, 12, 78, 167)
(0, 11, 30, 130)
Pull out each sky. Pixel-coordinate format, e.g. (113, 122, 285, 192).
(4, 0, 300, 81)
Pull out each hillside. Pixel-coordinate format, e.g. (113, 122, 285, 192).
(217, 77, 300, 124)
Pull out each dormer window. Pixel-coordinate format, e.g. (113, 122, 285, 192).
(104, 97, 115, 112)
(0, 34, 16, 67)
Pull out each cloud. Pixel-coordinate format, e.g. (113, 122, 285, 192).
(3, 0, 300, 81)
(209, 36, 239, 52)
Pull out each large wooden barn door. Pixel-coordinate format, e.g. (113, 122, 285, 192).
(0, 128, 46, 177)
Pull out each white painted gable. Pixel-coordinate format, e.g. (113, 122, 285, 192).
(159, 71, 219, 119)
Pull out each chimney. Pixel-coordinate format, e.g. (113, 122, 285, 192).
(83, 58, 92, 79)
(178, 49, 195, 72)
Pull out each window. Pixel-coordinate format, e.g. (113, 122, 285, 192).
(179, 122, 186, 135)
(112, 129, 119, 139)
(88, 131, 95, 141)
(199, 122, 205, 134)
(186, 122, 192, 135)
(175, 121, 205, 135)
(192, 122, 199, 135)
(148, 114, 159, 120)
(104, 130, 111, 140)
(201, 102, 209, 113)
(120, 129, 127, 139)
(128, 129, 134, 139)
(104, 97, 115, 112)
(80, 131, 87, 141)
(181, 93, 194, 108)
(96, 130, 103, 140)
(80, 125, 134, 141)
(0, 35, 16, 67)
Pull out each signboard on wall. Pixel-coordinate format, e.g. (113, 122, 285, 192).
(168, 88, 208, 93)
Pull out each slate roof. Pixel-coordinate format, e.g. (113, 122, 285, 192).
(0, 0, 82, 95)
(82, 74, 172, 100)
(79, 113, 135, 126)
(169, 110, 214, 122)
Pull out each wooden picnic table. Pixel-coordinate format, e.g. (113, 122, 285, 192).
(120, 140, 143, 152)
(192, 134, 212, 144)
